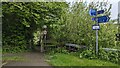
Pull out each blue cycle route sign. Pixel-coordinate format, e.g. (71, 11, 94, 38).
(89, 8, 110, 23)
(89, 9, 104, 16)
(89, 9, 97, 16)
(92, 16, 110, 23)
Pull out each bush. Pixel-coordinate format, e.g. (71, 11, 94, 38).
(98, 49, 119, 64)
(79, 48, 119, 64)
(3, 45, 29, 53)
(79, 49, 97, 59)
(46, 47, 70, 55)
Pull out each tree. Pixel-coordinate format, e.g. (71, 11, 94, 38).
(52, 2, 96, 47)
(2, 2, 68, 53)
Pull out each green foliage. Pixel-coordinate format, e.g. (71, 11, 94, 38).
(52, 2, 96, 46)
(99, 24, 118, 48)
(98, 49, 119, 64)
(80, 49, 97, 59)
(79, 48, 119, 64)
(33, 29, 41, 45)
(46, 47, 69, 55)
(3, 46, 29, 53)
(46, 53, 119, 66)
(3, 56, 25, 62)
(51, 1, 118, 49)
(2, 2, 68, 53)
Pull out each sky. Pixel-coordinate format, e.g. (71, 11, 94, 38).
(66, 0, 120, 20)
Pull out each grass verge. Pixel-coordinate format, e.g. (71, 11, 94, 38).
(45, 53, 119, 67)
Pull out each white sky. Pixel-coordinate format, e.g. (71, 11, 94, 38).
(66, 0, 120, 20)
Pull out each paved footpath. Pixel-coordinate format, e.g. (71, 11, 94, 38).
(2, 52, 51, 67)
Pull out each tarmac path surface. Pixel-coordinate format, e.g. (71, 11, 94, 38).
(2, 52, 51, 67)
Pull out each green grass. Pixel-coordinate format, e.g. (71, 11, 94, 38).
(3, 56, 25, 62)
(2, 56, 26, 66)
(46, 53, 119, 66)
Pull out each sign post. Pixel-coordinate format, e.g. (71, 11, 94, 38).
(89, 8, 110, 55)
(95, 16, 99, 55)
(94, 23, 99, 55)
(96, 29, 98, 54)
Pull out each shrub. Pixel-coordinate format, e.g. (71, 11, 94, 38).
(46, 46, 69, 55)
(79, 48, 119, 64)
(98, 49, 119, 64)
(79, 49, 97, 59)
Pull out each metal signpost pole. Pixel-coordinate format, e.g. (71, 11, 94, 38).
(95, 17, 98, 55)
(96, 26, 98, 55)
